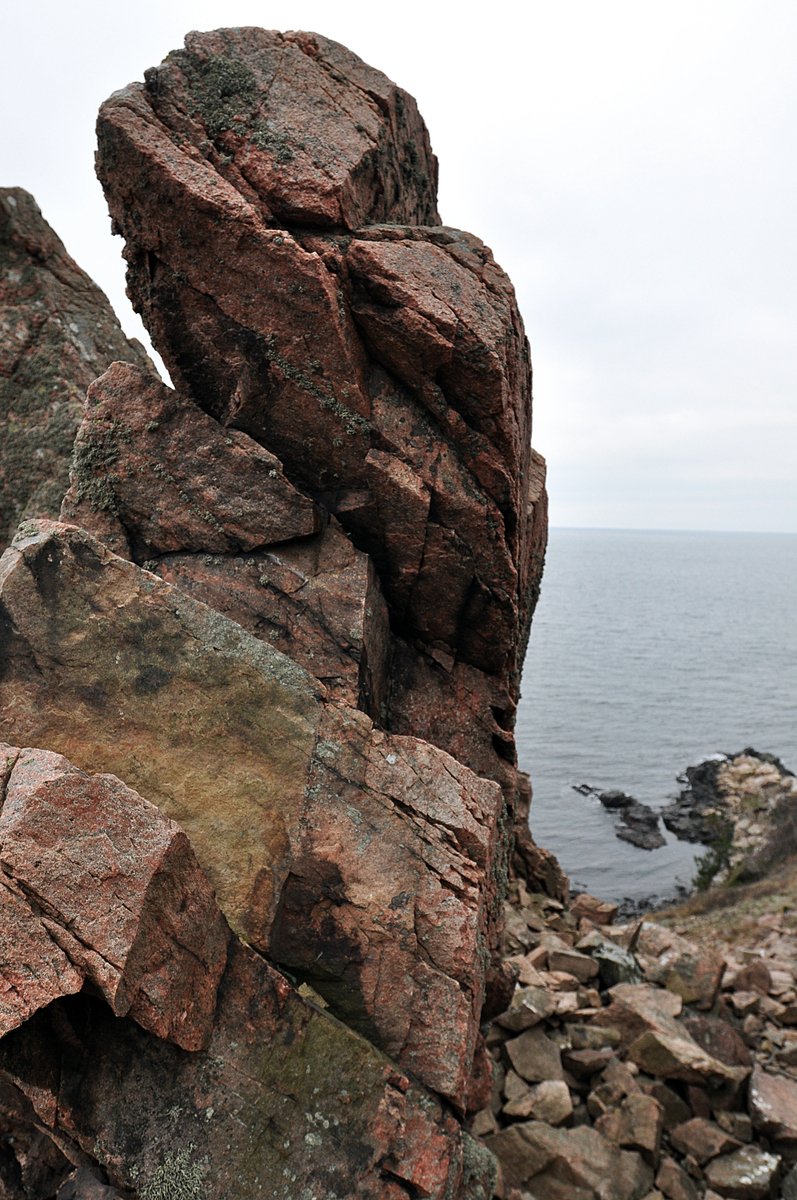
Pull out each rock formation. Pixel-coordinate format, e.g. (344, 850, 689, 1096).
(0, 189, 150, 553)
(0, 27, 551, 1197)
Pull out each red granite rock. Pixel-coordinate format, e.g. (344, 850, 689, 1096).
(0, 520, 502, 1107)
(61, 361, 320, 556)
(155, 517, 390, 713)
(94, 26, 553, 893)
(0, 939, 485, 1199)
(0, 189, 151, 552)
(0, 743, 228, 1050)
(747, 1065, 797, 1158)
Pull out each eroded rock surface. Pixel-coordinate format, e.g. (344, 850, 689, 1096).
(92, 26, 550, 883)
(0, 188, 150, 552)
(0, 520, 501, 1107)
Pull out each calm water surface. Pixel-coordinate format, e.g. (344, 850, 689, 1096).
(516, 529, 797, 904)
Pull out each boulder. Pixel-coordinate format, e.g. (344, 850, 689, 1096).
(0, 188, 150, 552)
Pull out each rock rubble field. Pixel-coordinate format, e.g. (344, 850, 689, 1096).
(0, 26, 794, 1200)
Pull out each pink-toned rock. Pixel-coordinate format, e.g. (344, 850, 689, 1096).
(703, 1146, 782, 1199)
(631, 922, 725, 1010)
(0, 743, 228, 1050)
(484, 1121, 653, 1197)
(0, 188, 150, 552)
(504, 1027, 564, 1084)
(0, 939, 486, 1199)
(747, 1065, 797, 1157)
(628, 1030, 749, 1089)
(155, 516, 389, 713)
(0, 520, 502, 1107)
(656, 1156, 700, 1200)
(570, 893, 619, 926)
(595, 1093, 663, 1162)
(61, 361, 320, 556)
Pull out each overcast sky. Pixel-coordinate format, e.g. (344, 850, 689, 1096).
(3, 1, 795, 532)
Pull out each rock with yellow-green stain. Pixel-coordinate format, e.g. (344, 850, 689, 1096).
(0, 520, 503, 1108)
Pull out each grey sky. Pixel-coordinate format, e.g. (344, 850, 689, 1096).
(3, 1, 795, 531)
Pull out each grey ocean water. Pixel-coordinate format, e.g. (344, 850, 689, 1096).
(516, 529, 797, 905)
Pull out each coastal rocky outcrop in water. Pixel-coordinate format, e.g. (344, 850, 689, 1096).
(0, 28, 551, 1196)
(0, 188, 151, 553)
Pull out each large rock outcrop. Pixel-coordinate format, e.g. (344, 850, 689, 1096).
(0, 27, 550, 1197)
(88, 27, 552, 880)
(0, 188, 150, 552)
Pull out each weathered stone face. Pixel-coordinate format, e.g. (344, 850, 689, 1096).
(0, 743, 228, 1051)
(94, 29, 541, 687)
(0, 188, 150, 552)
(0, 520, 502, 1107)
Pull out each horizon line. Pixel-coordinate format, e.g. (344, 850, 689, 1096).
(550, 525, 797, 537)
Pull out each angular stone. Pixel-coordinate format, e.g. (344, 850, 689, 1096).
(548, 948, 599, 983)
(683, 1015, 752, 1069)
(655, 1156, 700, 1200)
(593, 983, 683, 1047)
(61, 361, 320, 556)
(495, 985, 557, 1032)
(632, 922, 725, 1010)
(0, 188, 150, 551)
(0, 940, 473, 1199)
(504, 1080, 572, 1126)
(0, 521, 502, 1105)
(704, 1146, 781, 1199)
(504, 1027, 564, 1084)
(670, 1118, 741, 1164)
(0, 744, 228, 1051)
(570, 893, 619, 927)
(484, 1121, 653, 1198)
(628, 1029, 749, 1088)
(595, 1093, 663, 1162)
(747, 1065, 797, 1157)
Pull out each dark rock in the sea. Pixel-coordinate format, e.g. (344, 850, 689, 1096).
(0, 188, 151, 553)
(598, 791, 666, 851)
(662, 757, 730, 844)
(599, 790, 636, 810)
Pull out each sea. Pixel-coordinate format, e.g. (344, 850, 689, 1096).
(516, 528, 797, 907)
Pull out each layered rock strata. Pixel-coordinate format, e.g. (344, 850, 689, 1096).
(0, 188, 150, 552)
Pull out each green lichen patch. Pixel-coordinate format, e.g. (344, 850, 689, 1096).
(175, 52, 295, 163)
(70, 419, 131, 515)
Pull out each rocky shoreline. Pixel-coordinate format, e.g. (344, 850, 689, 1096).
(475, 866, 797, 1199)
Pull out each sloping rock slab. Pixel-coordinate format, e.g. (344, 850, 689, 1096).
(0, 939, 484, 1199)
(0, 188, 150, 551)
(0, 521, 501, 1106)
(0, 744, 227, 1050)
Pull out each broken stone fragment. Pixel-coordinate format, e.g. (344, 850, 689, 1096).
(747, 1065, 797, 1158)
(0, 743, 228, 1050)
(0, 188, 151, 552)
(483, 1121, 653, 1197)
(627, 1029, 749, 1088)
(504, 1026, 564, 1084)
(669, 1118, 742, 1164)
